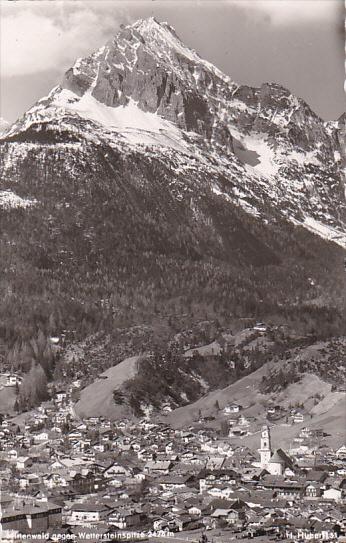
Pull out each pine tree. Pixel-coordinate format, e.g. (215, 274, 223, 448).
(17, 364, 49, 411)
(214, 399, 220, 412)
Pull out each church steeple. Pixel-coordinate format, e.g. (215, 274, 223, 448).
(259, 424, 272, 467)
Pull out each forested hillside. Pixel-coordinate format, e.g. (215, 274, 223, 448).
(0, 18, 345, 415)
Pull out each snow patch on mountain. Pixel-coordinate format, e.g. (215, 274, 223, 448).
(212, 186, 260, 218)
(9, 87, 190, 153)
(302, 217, 346, 249)
(231, 128, 280, 178)
(0, 190, 37, 209)
(286, 149, 321, 166)
(61, 92, 189, 151)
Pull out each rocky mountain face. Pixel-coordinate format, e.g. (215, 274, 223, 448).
(3, 17, 345, 239)
(0, 118, 10, 136)
(0, 18, 345, 350)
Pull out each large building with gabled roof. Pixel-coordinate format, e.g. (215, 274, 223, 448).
(258, 425, 293, 476)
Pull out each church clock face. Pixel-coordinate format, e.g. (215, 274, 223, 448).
(261, 427, 270, 444)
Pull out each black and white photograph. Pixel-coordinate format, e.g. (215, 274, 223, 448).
(0, 0, 345, 541)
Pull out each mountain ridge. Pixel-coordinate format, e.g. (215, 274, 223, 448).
(2, 17, 345, 247)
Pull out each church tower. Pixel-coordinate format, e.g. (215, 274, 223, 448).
(259, 424, 272, 467)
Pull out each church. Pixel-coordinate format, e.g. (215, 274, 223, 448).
(258, 424, 294, 476)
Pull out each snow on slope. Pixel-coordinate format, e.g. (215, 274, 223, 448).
(230, 127, 280, 179)
(303, 217, 346, 249)
(65, 92, 190, 151)
(9, 87, 190, 153)
(0, 190, 37, 209)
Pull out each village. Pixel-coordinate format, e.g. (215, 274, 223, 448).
(0, 0, 345, 541)
(0, 381, 345, 543)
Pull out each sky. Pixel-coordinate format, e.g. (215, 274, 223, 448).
(0, 0, 344, 123)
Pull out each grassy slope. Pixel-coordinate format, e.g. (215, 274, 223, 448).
(165, 359, 346, 448)
(75, 355, 140, 419)
(0, 387, 16, 415)
(237, 396, 346, 451)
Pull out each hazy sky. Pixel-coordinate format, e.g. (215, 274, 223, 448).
(0, 0, 344, 123)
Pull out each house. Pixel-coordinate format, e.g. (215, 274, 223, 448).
(33, 431, 49, 443)
(299, 427, 323, 439)
(158, 475, 195, 491)
(67, 429, 83, 441)
(226, 509, 246, 527)
(305, 470, 328, 484)
(253, 322, 267, 332)
(92, 443, 108, 453)
(19, 473, 41, 489)
(104, 462, 132, 478)
(239, 415, 252, 427)
(336, 445, 346, 459)
(229, 428, 247, 437)
(267, 405, 282, 416)
(206, 457, 225, 471)
(223, 404, 241, 414)
(55, 390, 67, 403)
(207, 486, 235, 499)
(152, 517, 172, 531)
(187, 505, 203, 517)
(210, 502, 246, 528)
(199, 470, 239, 493)
(305, 483, 323, 499)
(173, 514, 201, 532)
(7, 449, 21, 461)
(137, 449, 153, 461)
(0, 502, 62, 534)
(262, 478, 304, 499)
(100, 420, 111, 430)
(5, 374, 22, 387)
(108, 509, 147, 529)
(180, 431, 195, 443)
(267, 406, 284, 421)
(323, 488, 343, 502)
(69, 503, 113, 524)
(70, 472, 107, 494)
(43, 472, 70, 489)
(293, 412, 305, 424)
(144, 460, 173, 475)
(16, 456, 32, 470)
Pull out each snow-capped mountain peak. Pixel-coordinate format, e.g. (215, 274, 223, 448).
(1, 17, 345, 249)
(130, 17, 231, 82)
